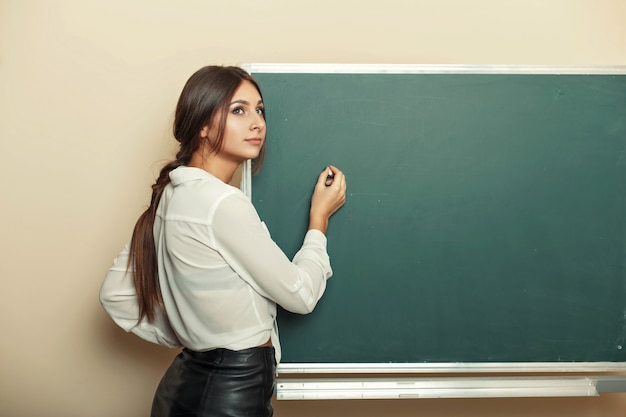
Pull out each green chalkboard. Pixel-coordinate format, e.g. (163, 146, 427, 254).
(250, 67, 626, 365)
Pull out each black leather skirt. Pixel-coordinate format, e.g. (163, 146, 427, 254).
(151, 346, 276, 417)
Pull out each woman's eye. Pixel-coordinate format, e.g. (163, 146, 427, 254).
(256, 107, 265, 116)
(232, 107, 245, 115)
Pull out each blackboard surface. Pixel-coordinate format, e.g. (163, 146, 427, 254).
(251, 68, 626, 365)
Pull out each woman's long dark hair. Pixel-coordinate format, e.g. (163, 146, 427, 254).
(129, 66, 265, 322)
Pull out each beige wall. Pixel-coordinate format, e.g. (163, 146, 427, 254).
(1, 1, 625, 416)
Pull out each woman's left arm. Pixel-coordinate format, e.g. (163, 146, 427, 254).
(99, 243, 181, 347)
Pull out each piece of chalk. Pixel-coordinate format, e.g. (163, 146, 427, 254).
(326, 168, 334, 184)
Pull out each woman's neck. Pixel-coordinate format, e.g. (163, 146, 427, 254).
(188, 151, 238, 184)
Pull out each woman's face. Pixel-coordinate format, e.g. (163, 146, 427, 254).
(208, 80, 266, 164)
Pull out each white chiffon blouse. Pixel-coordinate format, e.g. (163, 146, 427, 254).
(100, 166, 333, 363)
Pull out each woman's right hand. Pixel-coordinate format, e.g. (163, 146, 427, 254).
(308, 165, 347, 234)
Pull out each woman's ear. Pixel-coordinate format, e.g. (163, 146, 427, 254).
(200, 126, 209, 139)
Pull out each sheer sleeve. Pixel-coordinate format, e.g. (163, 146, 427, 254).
(211, 192, 332, 314)
(99, 243, 181, 348)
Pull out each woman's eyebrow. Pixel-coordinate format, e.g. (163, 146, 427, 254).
(230, 99, 264, 106)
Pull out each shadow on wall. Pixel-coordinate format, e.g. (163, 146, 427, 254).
(95, 307, 179, 375)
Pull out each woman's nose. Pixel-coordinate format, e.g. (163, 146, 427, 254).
(252, 114, 265, 130)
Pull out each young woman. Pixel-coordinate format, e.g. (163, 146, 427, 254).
(100, 65, 347, 417)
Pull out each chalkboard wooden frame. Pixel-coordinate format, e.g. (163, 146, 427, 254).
(241, 64, 626, 376)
